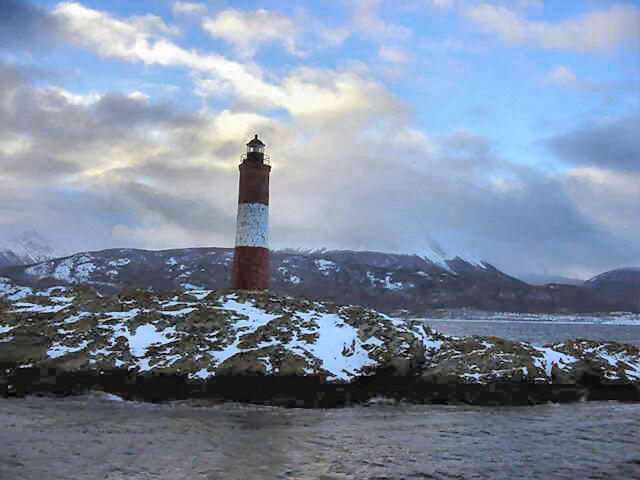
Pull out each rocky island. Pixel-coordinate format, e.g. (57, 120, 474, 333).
(1, 277, 638, 406)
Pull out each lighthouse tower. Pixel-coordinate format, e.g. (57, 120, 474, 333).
(231, 135, 271, 291)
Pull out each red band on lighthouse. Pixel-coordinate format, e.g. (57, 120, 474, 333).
(231, 135, 271, 291)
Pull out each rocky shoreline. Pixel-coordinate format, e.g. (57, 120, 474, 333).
(4, 369, 639, 407)
(1, 277, 638, 406)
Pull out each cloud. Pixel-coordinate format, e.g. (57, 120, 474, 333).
(541, 65, 579, 88)
(352, 0, 412, 42)
(539, 66, 638, 94)
(538, 65, 611, 92)
(202, 8, 302, 58)
(564, 168, 640, 242)
(378, 46, 410, 64)
(3, 4, 638, 279)
(54, 2, 183, 61)
(279, 67, 403, 119)
(0, 62, 244, 252)
(1, 57, 637, 278)
(544, 114, 640, 173)
(172, 2, 207, 17)
(427, 0, 455, 9)
(0, 62, 39, 92)
(54, 2, 286, 106)
(264, 120, 638, 278)
(200, 7, 349, 59)
(111, 180, 235, 235)
(53, 3, 371, 117)
(317, 24, 351, 47)
(0, 0, 64, 50)
(464, 3, 640, 52)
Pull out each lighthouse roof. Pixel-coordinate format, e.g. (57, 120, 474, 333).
(247, 134, 265, 147)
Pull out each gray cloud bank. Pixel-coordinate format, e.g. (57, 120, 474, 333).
(0, 0, 64, 51)
(0, 60, 637, 279)
(545, 114, 640, 173)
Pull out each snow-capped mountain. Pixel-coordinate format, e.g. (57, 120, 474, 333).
(2, 247, 637, 313)
(0, 231, 59, 268)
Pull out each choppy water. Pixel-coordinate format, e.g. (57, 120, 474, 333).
(0, 395, 638, 480)
(423, 320, 640, 347)
(2, 321, 638, 479)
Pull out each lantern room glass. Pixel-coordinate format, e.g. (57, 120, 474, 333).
(247, 144, 264, 154)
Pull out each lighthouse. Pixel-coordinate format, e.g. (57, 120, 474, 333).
(231, 135, 271, 291)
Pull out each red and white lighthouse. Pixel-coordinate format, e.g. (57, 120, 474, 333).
(231, 135, 271, 291)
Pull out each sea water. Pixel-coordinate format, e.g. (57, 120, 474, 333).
(0, 395, 638, 479)
(422, 319, 640, 347)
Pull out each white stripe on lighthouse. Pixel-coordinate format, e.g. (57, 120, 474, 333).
(235, 203, 269, 248)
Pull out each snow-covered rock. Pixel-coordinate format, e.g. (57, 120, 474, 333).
(0, 278, 638, 387)
(0, 280, 426, 381)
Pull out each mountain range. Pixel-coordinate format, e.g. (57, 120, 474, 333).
(515, 273, 585, 286)
(0, 245, 637, 314)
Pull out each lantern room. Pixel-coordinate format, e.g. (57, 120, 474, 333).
(247, 134, 265, 154)
(242, 134, 270, 165)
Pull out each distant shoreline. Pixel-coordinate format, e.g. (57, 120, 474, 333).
(422, 318, 640, 326)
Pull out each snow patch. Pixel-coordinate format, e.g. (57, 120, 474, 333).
(206, 297, 281, 366)
(185, 290, 212, 300)
(75, 260, 97, 282)
(48, 339, 91, 359)
(297, 312, 378, 381)
(0, 324, 15, 335)
(108, 258, 131, 267)
(53, 259, 74, 282)
(161, 307, 197, 317)
(315, 259, 339, 276)
(532, 347, 578, 378)
(127, 324, 177, 358)
(9, 302, 70, 314)
(383, 274, 406, 291)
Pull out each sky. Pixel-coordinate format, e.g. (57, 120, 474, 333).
(0, 0, 638, 279)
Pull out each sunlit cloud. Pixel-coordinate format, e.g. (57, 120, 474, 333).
(465, 3, 640, 52)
